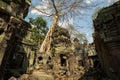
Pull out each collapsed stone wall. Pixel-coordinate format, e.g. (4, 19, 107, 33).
(93, 1, 120, 80)
(0, 0, 33, 79)
(6, 25, 98, 80)
(34, 26, 91, 80)
(36, 26, 73, 70)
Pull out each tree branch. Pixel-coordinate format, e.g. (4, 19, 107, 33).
(31, 5, 54, 17)
(59, 0, 84, 16)
(51, 0, 58, 16)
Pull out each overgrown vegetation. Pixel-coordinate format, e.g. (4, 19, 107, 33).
(29, 16, 48, 44)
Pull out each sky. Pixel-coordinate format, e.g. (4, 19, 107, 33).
(25, 0, 119, 43)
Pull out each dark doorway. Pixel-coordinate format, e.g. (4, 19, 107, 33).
(60, 54, 66, 66)
(38, 56, 43, 61)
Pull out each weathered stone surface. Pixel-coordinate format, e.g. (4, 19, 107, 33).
(93, 1, 120, 80)
(0, 0, 30, 18)
(8, 76, 17, 80)
(35, 26, 89, 80)
(0, 0, 32, 79)
(6, 25, 98, 80)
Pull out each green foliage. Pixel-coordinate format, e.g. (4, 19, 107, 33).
(29, 16, 48, 35)
(29, 16, 48, 43)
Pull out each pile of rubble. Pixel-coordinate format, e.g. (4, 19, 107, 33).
(22, 26, 88, 80)
(7, 25, 102, 80)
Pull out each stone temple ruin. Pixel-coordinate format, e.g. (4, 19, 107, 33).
(0, 0, 36, 79)
(1, 0, 120, 80)
(93, 1, 120, 80)
(27, 26, 98, 80)
(35, 26, 89, 80)
(0, 0, 96, 80)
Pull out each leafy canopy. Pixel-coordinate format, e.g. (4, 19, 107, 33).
(29, 16, 48, 43)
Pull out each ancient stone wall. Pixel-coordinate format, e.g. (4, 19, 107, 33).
(93, 1, 120, 80)
(0, 0, 32, 79)
(6, 26, 97, 80)
(35, 26, 88, 80)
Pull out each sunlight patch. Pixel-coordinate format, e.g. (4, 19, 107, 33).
(86, 0, 94, 4)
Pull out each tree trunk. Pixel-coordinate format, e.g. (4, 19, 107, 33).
(38, 15, 59, 55)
